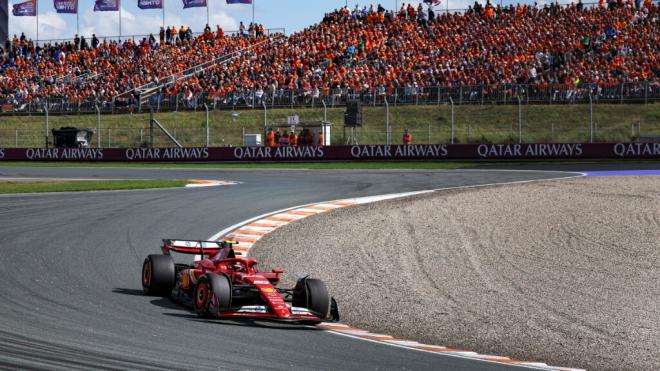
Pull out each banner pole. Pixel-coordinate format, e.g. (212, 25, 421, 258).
(36, 0, 38, 43)
(206, 0, 209, 27)
(252, 0, 254, 26)
(162, 0, 165, 28)
(76, 7, 79, 36)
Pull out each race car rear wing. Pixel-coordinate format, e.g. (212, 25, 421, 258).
(161, 239, 238, 256)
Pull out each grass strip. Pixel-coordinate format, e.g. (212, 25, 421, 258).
(1, 103, 658, 147)
(0, 179, 191, 194)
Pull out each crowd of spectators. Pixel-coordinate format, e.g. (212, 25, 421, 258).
(0, 1, 658, 107)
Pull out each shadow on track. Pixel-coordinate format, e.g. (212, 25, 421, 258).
(113, 288, 321, 331)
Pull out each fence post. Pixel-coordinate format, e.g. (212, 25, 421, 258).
(644, 81, 648, 105)
(384, 97, 390, 145)
(15, 129, 18, 147)
(321, 99, 327, 122)
(262, 101, 268, 138)
(517, 96, 522, 144)
(551, 123, 555, 143)
(204, 103, 210, 147)
(108, 128, 111, 147)
(620, 83, 624, 104)
(149, 108, 154, 148)
(449, 97, 455, 144)
(44, 105, 49, 148)
(589, 93, 593, 143)
(459, 86, 463, 105)
(290, 90, 294, 109)
(95, 104, 101, 148)
(437, 86, 441, 105)
(549, 84, 553, 104)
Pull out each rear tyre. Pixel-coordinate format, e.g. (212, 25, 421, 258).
(293, 278, 330, 319)
(142, 254, 175, 296)
(194, 274, 232, 318)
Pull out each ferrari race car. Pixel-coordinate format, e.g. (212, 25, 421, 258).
(141, 239, 339, 324)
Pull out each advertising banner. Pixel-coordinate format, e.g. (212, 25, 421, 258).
(0, 143, 658, 162)
(182, 0, 206, 8)
(12, 0, 36, 16)
(94, 0, 119, 12)
(54, 0, 77, 14)
(138, 0, 162, 9)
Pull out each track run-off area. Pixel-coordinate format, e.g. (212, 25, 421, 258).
(0, 165, 653, 370)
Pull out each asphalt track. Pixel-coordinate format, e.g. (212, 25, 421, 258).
(0, 166, 581, 370)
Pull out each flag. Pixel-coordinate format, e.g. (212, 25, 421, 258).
(54, 0, 77, 13)
(12, 0, 36, 16)
(226, 0, 252, 3)
(138, 0, 162, 9)
(94, 0, 119, 11)
(182, 0, 206, 8)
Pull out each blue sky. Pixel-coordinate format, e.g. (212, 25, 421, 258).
(9, 0, 495, 41)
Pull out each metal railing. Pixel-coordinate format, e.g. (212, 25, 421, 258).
(30, 28, 286, 47)
(1, 82, 657, 116)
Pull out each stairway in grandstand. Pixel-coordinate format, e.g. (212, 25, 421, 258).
(121, 34, 286, 109)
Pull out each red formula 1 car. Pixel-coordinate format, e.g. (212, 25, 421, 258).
(141, 239, 339, 324)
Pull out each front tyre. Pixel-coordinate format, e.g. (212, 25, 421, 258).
(142, 254, 175, 296)
(293, 278, 330, 319)
(194, 274, 232, 318)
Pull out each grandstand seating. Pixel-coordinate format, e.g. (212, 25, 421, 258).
(0, 2, 658, 108)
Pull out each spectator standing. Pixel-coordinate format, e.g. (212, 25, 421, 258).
(318, 130, 324, 146)
(305, 129, 313, 145)
(289, 130, 298, 146)
(265, 128, 275, 147)
(280, 130, 289, 146)
(402, 128, 412, 144)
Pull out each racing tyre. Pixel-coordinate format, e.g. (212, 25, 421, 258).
(293, 278, 330, 319)
(142, 254, 175, 296)
(194, 274, 232, 318)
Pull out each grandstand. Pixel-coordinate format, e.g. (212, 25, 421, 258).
(0, 1, 658, 113)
